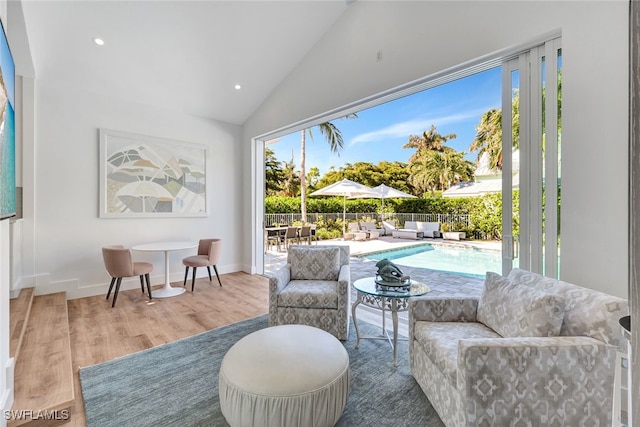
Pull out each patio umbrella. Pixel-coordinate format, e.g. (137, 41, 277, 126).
(309, 179, 375, 233)
(350, 183, 417, 210)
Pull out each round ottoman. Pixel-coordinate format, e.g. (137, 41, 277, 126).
(219, 324, 349, 427)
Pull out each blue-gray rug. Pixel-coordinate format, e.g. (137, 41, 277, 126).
(79, 315, 443, 426)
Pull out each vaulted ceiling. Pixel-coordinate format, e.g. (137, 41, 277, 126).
(16, 1, 349, 125)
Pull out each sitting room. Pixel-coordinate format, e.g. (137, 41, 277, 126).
(0, 1, 637, 426)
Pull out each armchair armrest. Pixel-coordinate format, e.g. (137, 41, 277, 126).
(409, 296, 478, 323)
(268, 264, 291, 295)
(458, 336, 616, 426)
(268, 264, 290, 326)
(337, 264, 351, 309)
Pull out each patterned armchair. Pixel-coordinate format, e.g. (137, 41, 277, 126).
(268, 245, 350, 340)
(409, 268, 628, 426)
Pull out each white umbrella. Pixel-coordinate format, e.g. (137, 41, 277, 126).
(350, 183, 417, 210)
(309, 179, 375, 233)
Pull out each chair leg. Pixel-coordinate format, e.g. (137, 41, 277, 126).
(112, 277, 122, 307)
(139, 275, 145, 293)
(106, 277, 116, 300)
(183, 267, 189, 287)
(207, 266, 212, 282)
(191, 267, 197, 292)
(145, 274, 152, 300)
(213, 265, 222, 287)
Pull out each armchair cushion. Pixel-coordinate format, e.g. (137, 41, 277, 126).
(477, 272, 565, 337)
(277, 280, 338, 309)
(289, 246, 340, 281)
(414, 321, 499, 387)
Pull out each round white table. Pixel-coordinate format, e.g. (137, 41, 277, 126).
(131, 241, 197, 298)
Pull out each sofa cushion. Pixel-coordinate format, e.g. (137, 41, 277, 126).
(289, 246, 340, 281)
(507, 268, 629, 350)
(477, 272, 565, 337)
(413, 321, 500, 387)
(277, 280, 338, 309)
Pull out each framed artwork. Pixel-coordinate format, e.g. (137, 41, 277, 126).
(99, 129, 207, 218)
(0, 19, 15, 220)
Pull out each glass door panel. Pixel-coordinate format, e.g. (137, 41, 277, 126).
(503, 38, 561, 278)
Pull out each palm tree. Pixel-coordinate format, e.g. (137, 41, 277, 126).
(469, 92, 520, 172)
(409, 148, 474, 195)
(469, 108, 503, 170)
(281, 152, 299, 197)
(403, 125, 457, 163)
(300, 114, 356, 222)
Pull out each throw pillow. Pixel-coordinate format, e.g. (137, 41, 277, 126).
(477, 272, 566, 337)
(289, 247, 341, 281)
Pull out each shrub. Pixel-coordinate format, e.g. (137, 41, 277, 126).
(265, 191, 522, 241)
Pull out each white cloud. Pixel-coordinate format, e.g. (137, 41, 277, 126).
(349, 109, 487, 146)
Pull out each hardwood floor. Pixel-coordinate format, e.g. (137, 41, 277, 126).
(66, 272, 269, 426)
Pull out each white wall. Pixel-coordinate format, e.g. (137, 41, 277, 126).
(243, 1, 629, 298)
(26, 80, 244, 299)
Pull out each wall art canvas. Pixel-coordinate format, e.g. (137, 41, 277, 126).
(0, 20, 15, 220)
(99, 129, 207, 218)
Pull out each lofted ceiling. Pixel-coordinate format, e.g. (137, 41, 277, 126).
(17, 1, 349, 125)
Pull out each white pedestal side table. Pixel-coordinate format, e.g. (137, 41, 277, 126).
(132, 241, 197, 298)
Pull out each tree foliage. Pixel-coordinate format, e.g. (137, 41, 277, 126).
(409, 149, 474, 195)
(265, 147, 284, 196)
(265, 192, 513, 240)
(402, 124, 457, 162)
(299, 115, 357, 222)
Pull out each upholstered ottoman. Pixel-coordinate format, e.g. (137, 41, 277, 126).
(219, 324, 350, 427)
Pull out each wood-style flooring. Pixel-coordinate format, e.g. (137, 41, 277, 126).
(66, 272, 269, 426)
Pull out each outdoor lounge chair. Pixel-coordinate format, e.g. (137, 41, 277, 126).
(360, 221, 385, 237)
(344, 222, 363, 240)
(382, 220, 397, 235)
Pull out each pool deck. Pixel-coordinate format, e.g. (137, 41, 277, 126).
(264, 235, 494, 340)
(265, 235, 500, 271)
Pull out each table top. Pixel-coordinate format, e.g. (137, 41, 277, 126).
(131, 241, 198, 252)
(353, 276, 429, 299)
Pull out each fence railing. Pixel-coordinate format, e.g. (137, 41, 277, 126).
(264, 212, 471, 229)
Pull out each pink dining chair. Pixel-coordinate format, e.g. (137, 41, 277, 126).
(182, 238, 223, 291)
(102, 245, 153, 307)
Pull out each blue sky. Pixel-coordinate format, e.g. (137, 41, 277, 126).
(269, 67, 502, 176)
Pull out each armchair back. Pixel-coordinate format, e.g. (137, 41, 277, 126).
(287, 244, 350, 267)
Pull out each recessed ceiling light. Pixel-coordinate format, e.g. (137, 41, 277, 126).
(234, 84, 241, 90)
(92, 37, 105, 46)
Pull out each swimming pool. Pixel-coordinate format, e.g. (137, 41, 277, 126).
(359, 243, 502, 279)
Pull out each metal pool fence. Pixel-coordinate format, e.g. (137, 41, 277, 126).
(264, 213, 471, 229)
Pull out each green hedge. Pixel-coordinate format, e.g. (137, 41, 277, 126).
(265, 192, 520, 240)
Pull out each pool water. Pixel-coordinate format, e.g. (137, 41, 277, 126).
(360, 244, 502, 279)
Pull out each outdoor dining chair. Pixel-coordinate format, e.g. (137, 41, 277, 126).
(299, 226, 312, 244)
(283, 227, 299, 249)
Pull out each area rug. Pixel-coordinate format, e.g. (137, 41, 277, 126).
(80, 315, 443, 427)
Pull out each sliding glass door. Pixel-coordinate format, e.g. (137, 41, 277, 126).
(502, 38, 562, 277)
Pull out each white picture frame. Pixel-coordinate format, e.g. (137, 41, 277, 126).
(99, 129, 207, 218)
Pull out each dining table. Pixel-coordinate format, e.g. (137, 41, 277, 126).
(264, 225, 315, 251)
(131, 241, 198, 298)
